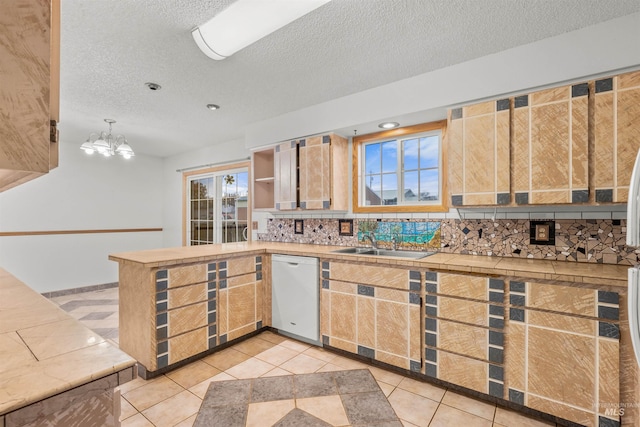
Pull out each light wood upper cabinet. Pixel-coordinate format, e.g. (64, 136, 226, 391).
(253, 133, 349, 211)
(299, 133, 349, 210)
(274, 140, 298, 210)
(512, 83, 589, 205)
(448, 99, 510, 206)
(594, 70, 640, 203)
(0, 0, 60, 193)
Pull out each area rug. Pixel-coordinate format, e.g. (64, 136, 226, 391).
(193, 369, 402, 426)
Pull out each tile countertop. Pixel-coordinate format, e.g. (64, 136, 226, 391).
(0, 268, 136, 416)
(109, 242, 629, 289)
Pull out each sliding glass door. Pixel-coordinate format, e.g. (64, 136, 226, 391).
(187, 168, 249, 245)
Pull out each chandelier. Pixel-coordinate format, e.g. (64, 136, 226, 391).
(80, 119, 135, 159)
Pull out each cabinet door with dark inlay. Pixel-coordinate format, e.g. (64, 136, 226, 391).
(447, 99, 510, 207)
(320, 261, 422, 372)
(594, 70, 640, 203)
(512, 83, 589, 205)
(505, 281, 620, 427)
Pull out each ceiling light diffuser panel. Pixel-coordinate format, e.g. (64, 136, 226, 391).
(193, 0, 331, 60)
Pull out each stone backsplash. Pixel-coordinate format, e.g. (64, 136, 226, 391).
(259, 217, 638, 265)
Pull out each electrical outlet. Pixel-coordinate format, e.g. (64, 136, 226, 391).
(535, 224, 550, 241)
(530, 220, 555, 245)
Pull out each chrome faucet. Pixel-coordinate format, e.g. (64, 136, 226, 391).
(363, 232, 377, 249)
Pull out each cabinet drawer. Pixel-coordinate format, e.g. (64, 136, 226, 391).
(222, 256, 261, 278)
(158, 264, 206, 288)
(168, 302, 207, 337)
(168, 327, 207, 365)
(328, 262, 409, 290)
(168, 283, 206, 309)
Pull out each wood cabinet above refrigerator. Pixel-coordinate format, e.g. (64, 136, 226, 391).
(0, 0, 60, 193)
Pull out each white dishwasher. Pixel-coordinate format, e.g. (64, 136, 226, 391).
(271, 254, 320, 344)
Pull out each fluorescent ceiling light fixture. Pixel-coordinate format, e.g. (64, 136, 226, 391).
(193, 0, 331, 60)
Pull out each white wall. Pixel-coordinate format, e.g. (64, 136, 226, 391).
(161, 139, 250, 248)
(0, 141, 164, 292)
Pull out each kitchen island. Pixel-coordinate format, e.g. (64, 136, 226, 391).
(110, 242, 637, 427)
(0, 269, 136, 427)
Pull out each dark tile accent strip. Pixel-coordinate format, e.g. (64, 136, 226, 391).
(208, 300, 216, 311)
(157, 354, 168, 368)
(571, 82, 589, 97)
(489, 364, 504, 381)
(410, 360, 421, 372)
(489, 347, 504, 364)
(515, 192, 529, 205)
(496, 99, 510, 111)
(514, 95, 529, 108)
(208, 312, 216, 324)
(497, 192, 510, 205)
(510, 281, 526, 293)
(157, 341, 168, 355)
(572, 190, 589, 203)
(598, 306, 619, 321)
(489, 279, 504, 290)
(425, 363, 437, 377)
(157, 326, 167, 340)
(409, 281, 421, 292)
(509, 308, 525, 322)
(425, 295, 437, 305)
(322, 135, 330, 144)
(208, 262, 216, 270)
(300, 202, 306, 209)
(509, 388, 525, 405)
(425, 348, 437, 362)
(357, 285, 375, 297)
(409, 292, 420, 305)
(209, 337, 217, 349)
(599, 416, 621, 427)
(596, 189, 614, 203)
(489, 305, 504, 317)
(425, 332, 437, 347)
(489, 381, 504, 398)
(256, 272, 263, 281)
(219, 270, 227, 279)
(357, 345, 375, 359)
(322, 261, 330, 269)
(322, 335, 329, 346)
(322, 280, 329, 289)
(489, 330, 504, 347)
(256, 320, 263, 329)
(510, 295, 525, 306)
(209, 325, 217, 336)
(489, 291, 504, 303)
(426, 306, 437, 317)
(323, 200, 330, 209)
(490, 317, 505, 329)
(595, 78, 614, 93)
(156, 301, 167, 312)
(156, 291, 167, 301)
(409, 271, 421, 280)
(219, 280, 227, 289)
(299, 139, 305, 147)
(322, 271, 329, 279)
(425, 318, 437, 332)
(156, 281, 168, 292)
(451, 108, 462, 120)
(156, 312, 167, 326)
(599, 322, 620, 339)
(156, 270, 168, 280)
(426, 283, 437, 293)
(451, 195, 463, 206)
(598, 291, 619, 305)
(219, 261, 227, 269)
(220, 334, 227, 344)
(425, 272, 437, 282)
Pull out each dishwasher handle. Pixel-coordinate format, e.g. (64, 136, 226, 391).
(287, 262, 299, 266)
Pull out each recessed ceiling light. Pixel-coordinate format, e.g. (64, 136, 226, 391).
(207, 104, 221, 110)
(145, 82, 162, 91)
(378, 122, 399, 129)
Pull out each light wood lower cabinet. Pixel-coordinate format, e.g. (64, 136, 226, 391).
(320, 261, 422, 372)
(118, 255, 265, 377)
(424, 272, 506, 397)
(505, 281, 620, 427)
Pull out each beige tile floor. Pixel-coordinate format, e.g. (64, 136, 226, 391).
(50, 287, 559, 427)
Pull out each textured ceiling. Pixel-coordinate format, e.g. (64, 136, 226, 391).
(60, 0, 640, 157)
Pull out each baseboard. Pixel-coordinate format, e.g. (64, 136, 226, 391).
(41, 282, 118, 298)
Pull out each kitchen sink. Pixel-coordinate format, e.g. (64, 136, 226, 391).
(331, 247, 434, 259)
